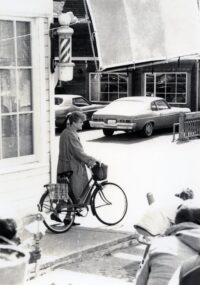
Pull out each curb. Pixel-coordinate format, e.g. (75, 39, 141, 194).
(28, 231, 137, 276)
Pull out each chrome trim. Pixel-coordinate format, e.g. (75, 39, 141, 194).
(90, 121, 136, 130)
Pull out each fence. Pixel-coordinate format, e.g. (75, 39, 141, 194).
(172, 112, 200, 142)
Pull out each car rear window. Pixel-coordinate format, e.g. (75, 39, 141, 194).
(55, 98, 63, 105)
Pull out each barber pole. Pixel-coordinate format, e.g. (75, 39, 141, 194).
(56, 12, 77, 81)
(60, 38, 71, 63)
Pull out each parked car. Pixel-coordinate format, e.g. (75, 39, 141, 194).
(89, 96, 191, 137)
(55, 94, 104, 129)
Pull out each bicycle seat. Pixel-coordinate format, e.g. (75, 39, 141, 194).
(57, 171, 73, 178)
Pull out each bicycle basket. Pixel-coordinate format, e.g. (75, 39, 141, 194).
(92, 163, 108, 181)
(45, 183, 69, 201)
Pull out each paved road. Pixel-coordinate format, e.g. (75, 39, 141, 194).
(57, 239, 146, 283)
(54, 128, 200, 231)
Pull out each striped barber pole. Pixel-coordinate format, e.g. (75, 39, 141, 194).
(59, 38, 71, 63)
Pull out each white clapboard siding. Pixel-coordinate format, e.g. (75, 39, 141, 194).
(0, 15, 54, 220)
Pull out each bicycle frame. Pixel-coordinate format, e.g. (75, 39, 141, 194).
(68, 175, 104, 208)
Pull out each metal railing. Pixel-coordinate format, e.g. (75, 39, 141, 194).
(173, 112, 200, 142)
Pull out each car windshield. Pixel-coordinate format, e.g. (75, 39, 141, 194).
(107, 100, 150, 112)
(55, 98, 63, 105)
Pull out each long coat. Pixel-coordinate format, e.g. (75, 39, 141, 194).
(57, 127, 96, 201)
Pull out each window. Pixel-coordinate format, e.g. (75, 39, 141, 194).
(89, 73, 128, 102)
(155, 100, 170, 110)
(73, 97, 90, 107)
(55, 98, 63, 105)
(0, 20, 33, 159)
(145, 72, 187, 104)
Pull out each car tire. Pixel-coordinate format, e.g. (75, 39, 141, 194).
(103, 129, 114, 137)
(142, 122, 154, 137)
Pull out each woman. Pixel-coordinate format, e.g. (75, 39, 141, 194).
(57, 111, 98, 203)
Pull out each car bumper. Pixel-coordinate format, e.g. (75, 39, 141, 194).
(90, 121, 136, 131)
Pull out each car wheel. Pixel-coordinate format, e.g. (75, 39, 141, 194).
(103, 129, 114, 137)
(142, 122, 154, 137)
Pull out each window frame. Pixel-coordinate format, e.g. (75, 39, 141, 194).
(89, 72, 129, 103)
(0, 16, 45, 167)
(144, 72, 188, 104)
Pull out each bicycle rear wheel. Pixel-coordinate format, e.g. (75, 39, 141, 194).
(39, 191, 75, 233)
(92, 182, 128, 226)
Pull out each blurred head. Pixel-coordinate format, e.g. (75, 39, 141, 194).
(68, 111, 86, 131)
(0, 218, 17, 241)
(175, 205, 200, 225)
(175, 188, 194, 201)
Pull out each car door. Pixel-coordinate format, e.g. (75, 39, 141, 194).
(155, 100, 178, 128)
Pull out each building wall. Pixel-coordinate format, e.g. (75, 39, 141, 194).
(132, 60, 198, 110)
(0, 3, 54, 219)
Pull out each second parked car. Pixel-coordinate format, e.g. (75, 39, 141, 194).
(55, 94, 104, 129)
(90, 96, 191, 137)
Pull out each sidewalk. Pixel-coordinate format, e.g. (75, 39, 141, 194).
(19, 221, 136, 284)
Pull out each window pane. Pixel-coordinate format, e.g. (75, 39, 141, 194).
(109, 93, 118, 101)
(109, 74, 118, 83)
(90, 74, 99, 101)
(109, 83, 118, 92)
(119, 75, 127, 83)
(156, 74, 165, 85)
(2, 115, 17, 158)
(166, 74, 176, 83)
(100, 93, 108, 102)
(166, 94, 176, 102)
(146, 84, 154, 94)
(17, 22, 31, 66)
(166, 84, 175, 93)
(177, 74, 186, 83)
(157, 93, 165, 99)
(0, 70, 17, 113)
(177, 83, 186, 93)
(90, 83, 98, 101)
(0, 20, 15, 66)
(101, 74, 108, 83)
(19, 114, 33, 156)
(101, 83, 108, 93)
(18, 69, 32, 111)
(156, 85, 165, 93)
(177, 94, 186, 103)
(119, 93, 127, 98)
(119, 83, 127, 92)
(146, 74, 154, 83)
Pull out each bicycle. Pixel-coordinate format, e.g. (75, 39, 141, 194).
(38, 163, 128, 233)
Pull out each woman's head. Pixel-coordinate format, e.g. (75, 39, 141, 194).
(175, 205, 200, 225)
(68, 111, 86, 130)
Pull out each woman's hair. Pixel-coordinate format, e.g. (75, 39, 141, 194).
(68, 111, 86, 125)
(175, 205, 200, 225)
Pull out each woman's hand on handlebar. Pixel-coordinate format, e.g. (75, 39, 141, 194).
(88, 160, 101, 169)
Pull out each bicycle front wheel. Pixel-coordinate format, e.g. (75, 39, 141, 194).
(39, 191, 75, 233)
(92, 182, 128, 226)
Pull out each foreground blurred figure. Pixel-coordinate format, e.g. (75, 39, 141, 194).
(135, 204, 200, 285)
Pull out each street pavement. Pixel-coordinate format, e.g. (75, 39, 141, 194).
(21, 222, 137, 284)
